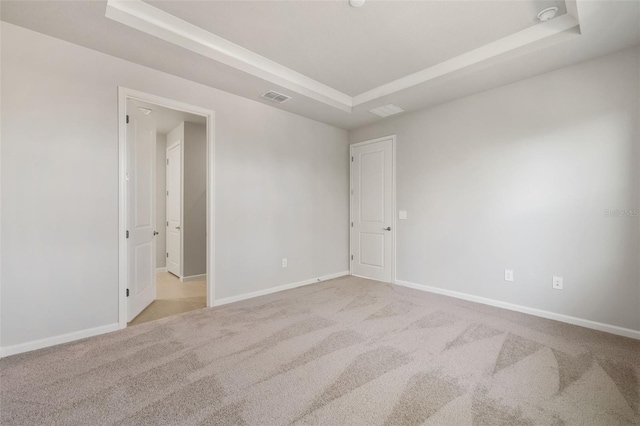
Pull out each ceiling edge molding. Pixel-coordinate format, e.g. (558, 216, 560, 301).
(105, 0, 354, 112)
(352, 13, 580, 106)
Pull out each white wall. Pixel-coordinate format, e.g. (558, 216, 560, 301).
(350, 47, 640, 332)
(0, 22, 349, 348)
(183, 122, 207, 278)
(156, 133, 167, 269)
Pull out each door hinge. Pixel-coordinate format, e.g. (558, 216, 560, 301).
(351, 222, 353, 227)
(126, 115, 129, 124)
(126, 230, 129, 239)
(351, 156, 354, 162)
(351, 255, 353, 261)
(166, 252, 169, 258)
(166, 159, 169, 165)
(166, 190, 169, 196)
(166, 221, 169, 226)
(126, 289, 129, 297)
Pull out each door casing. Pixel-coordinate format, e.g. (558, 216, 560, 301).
(349, 135, 396, 284)
(118, 87, 216, 329)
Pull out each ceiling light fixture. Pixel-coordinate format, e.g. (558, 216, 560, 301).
(537, 7, 558, 22)
(349, 0, 365, 8)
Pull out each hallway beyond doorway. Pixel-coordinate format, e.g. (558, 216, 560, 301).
(128, 272, 206, 326)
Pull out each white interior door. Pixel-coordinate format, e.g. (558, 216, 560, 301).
(166, 141, 182, 277)
(351, 138, 394, 283)
(126, 101, 157, 322)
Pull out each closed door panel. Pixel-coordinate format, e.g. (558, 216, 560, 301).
(127, 101, 157, 322)
(166, 142, 181, 278)
(351, 138, 394, 283)
(360, 151, 385, 223)
(359, 233, 385, 267)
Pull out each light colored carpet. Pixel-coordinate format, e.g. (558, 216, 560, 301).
(1, 276, 639, 425)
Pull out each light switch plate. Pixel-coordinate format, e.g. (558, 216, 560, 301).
(282, 258, 288, 268)
(399, 210, 407, 220)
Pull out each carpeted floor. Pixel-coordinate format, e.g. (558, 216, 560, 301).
(1, 276, 639, 425)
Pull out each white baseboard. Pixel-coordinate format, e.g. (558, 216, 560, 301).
(182, 274, 206, 282)
(395, 279, 640, 340)
(0, 323, 120, 358)
(156, 267, 167, 273)
(214, 271, 350, 307)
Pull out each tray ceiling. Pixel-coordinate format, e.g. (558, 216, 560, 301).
(1, 1, 638, 129)
(146, 0, 567, 96)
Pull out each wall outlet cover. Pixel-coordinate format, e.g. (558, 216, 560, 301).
(399, 210, 407, 220)
(282, 258, 288, 268)
(553, 276, 563, 290)
(505, 269, 514, 282)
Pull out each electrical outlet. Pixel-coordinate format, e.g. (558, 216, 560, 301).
(504, 269, 514, 282)
(282, 258, 288, 268)
(553, 276, 563, 290)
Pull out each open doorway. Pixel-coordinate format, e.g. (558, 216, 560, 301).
(118, 88, 215, 328)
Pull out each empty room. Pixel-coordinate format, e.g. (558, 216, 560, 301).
(0, 1, 639, 425)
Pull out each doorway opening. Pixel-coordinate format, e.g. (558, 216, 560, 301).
(118, 88, 215, 328)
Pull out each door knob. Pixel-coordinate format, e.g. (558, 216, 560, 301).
(383, 227, 391, 231)
(153, 231, 159, 236)
(176, 226, 180, 230)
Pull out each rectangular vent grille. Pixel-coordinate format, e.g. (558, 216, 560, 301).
(369, 104, 404, 118)
(261, 90, 291, 104)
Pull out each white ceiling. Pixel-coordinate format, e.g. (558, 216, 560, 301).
(146, 0, 566, 96)
(132, 100, 206, 135)
(1, 1, 639, 130)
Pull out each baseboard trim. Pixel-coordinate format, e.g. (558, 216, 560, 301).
(182, 274, 206, 282)
(0, 323, 120, 358)
(156, 267, 167, 273)
(214, 271, 350, 307)
(395, 279, 640, 340)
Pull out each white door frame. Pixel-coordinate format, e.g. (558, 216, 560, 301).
(118, 87, 216, 329)
(349, 135, 397, 284)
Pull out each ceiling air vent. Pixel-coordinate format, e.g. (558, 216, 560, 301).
(261, 90, 291, 104)
(369, 104, 404, 118)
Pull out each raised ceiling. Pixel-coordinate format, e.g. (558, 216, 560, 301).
(1, 1, 639, 130)
(104, 0, 580, 112)
(146, 0, 567, 96)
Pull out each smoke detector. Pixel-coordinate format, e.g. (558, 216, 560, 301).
(537, 7, 558, 22)
(370, 104, 404, 118)
(261, 90, 291, 104)
(349, 0, 365, 7)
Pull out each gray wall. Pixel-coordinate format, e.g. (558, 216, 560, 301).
(350, 47, 640, 332)
(0, 22, 350, 348)
(156, 133, 167, 269)
(183, 122, 207, 278)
